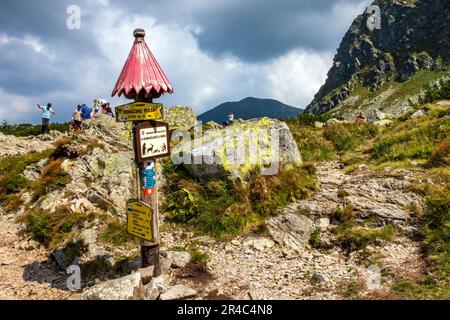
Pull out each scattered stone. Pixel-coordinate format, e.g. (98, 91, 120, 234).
(314, 121, 325, 128)
(243, 238, 275, 252)
(267, 213, 315, 252)
(138, 266, 155, 285)
(160, 255, 172, 273)
(373, 119, 393, 126)
(315, 218, 330, 230)
(411, 109, 426, 118)
(312, 273, 327, 284)
(82, 273, 143, 300)
(160, 285, 197, 300)
(0, 258, 16, 266)
(163, 251, 191, 269)
(150, 274, 171, 293)
(142, 283, 160, 300)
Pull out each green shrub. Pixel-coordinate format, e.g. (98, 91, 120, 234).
(335, 224, 397, 253)
(0, 149, 53, 203)
(288, 124, 335, 162)
(419, 78, 450, 105)
(422, 197, 450, 274)
(163, 160, 316, 239)
(309, 227, 322, 248)
(0, 121, 69, 137)
(370, 117, 450, 163)
(323, 123, 379, 152)
(24, 206, 94, 248)
(99, 219, 138, 247)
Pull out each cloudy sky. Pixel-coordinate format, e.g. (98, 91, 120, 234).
(0, 0, 371, 124)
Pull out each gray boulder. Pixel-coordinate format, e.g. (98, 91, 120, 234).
(160, 285, 197, 300)
(81, 273, 143, 300)
(164, 106, 197, 131)
(173, 118, 302, 181)
(267, 213, 315, 253)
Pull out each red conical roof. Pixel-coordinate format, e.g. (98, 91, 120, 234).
(112, 29, 174, 99)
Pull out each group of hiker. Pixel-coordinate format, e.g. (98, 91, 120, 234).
(37, 99, 114, 134)
(70, 99, 114, 131)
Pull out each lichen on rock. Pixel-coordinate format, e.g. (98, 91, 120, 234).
(173, 117, 302, 181)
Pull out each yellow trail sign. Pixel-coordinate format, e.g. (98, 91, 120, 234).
(115, 102, 163, 122)
(126, 200, 153, 241)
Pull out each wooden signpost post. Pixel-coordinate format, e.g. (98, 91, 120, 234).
(111, 28, 174, 276)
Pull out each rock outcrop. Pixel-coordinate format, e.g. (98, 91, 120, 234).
(164, 106, 197, 131)
(173, 118, 302, 181)
(305, 0, 450, 117)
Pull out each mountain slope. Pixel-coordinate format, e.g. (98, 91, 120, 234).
(305, 0, 450, 118)
(198, 97, 303, 123)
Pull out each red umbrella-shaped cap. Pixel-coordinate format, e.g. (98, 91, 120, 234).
(112, 29, 174, 100)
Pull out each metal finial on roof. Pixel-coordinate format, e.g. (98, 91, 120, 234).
(133, 28, 146, 41)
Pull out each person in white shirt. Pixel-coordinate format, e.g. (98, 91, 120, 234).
(93, 99, 107, 115)
(37, 103, 57, 135)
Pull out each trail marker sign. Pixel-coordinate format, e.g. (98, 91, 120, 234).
(115, 102, 163, 122)
(133, 121, 170, 163)
(126, 200, 153, 241)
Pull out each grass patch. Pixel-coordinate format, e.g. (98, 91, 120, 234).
(31, 159, 72, 200)
(334, 221, 397, 254)
(163, 160, 316, 238)
(0, 149, 53, 202)
(370, 116, 450, 163)
(98, 218, 139, 248)
(189, 247, 210, 264)
(22, 205, 95, 248)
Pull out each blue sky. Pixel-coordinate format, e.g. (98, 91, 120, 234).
(0, 0, 371, 124)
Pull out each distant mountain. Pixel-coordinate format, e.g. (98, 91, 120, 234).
(198, 97, 303, 123)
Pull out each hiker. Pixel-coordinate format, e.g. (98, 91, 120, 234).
(93, 99, 107, 115)
(80, 104, 92, 120)
(356, 111, 367, 123)
(102, 102, 114, 117)
(70, 105, 83, 131)
(222, 112, 235, 127)
(37, 103, 57, 135)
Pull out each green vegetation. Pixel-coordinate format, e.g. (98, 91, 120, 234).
(163, 160, 316, 238)
(419, 76, 450, 105)
(189, 247, 210, 264)
(31, 159, 72, 200)
(309, 227, 322, 249)
(371, 117, 449, 163)
(22, 205, 95, 248)
(287, 115, 378, 162)
(0, 121, 69, 137)
(0, 149, 53, 206)
(335, 224, 397, 253)
(99, 218, 139, 248)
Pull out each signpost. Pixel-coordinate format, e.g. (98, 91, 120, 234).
(112, 28, 174, 276)
(115, 102, 164, 122)
(126, 200, 153, 241)
(133, 121, 170, 162)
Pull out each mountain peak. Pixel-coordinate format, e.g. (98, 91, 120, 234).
(305, 0, 450, 118)
(198, 97, 303, 123)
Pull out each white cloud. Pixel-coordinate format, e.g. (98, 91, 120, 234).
(0, 0, 369, 123)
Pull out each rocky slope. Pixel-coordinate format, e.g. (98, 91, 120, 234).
(305, 0, 450, 118)
(1, 107, 444, 300)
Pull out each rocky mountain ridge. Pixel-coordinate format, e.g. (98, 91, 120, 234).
(305, 0, 450, 118)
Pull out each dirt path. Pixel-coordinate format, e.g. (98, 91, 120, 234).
(170, 162, 425, 300)
(0, 161, 426, 300)
(0, 211, 71, 300)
